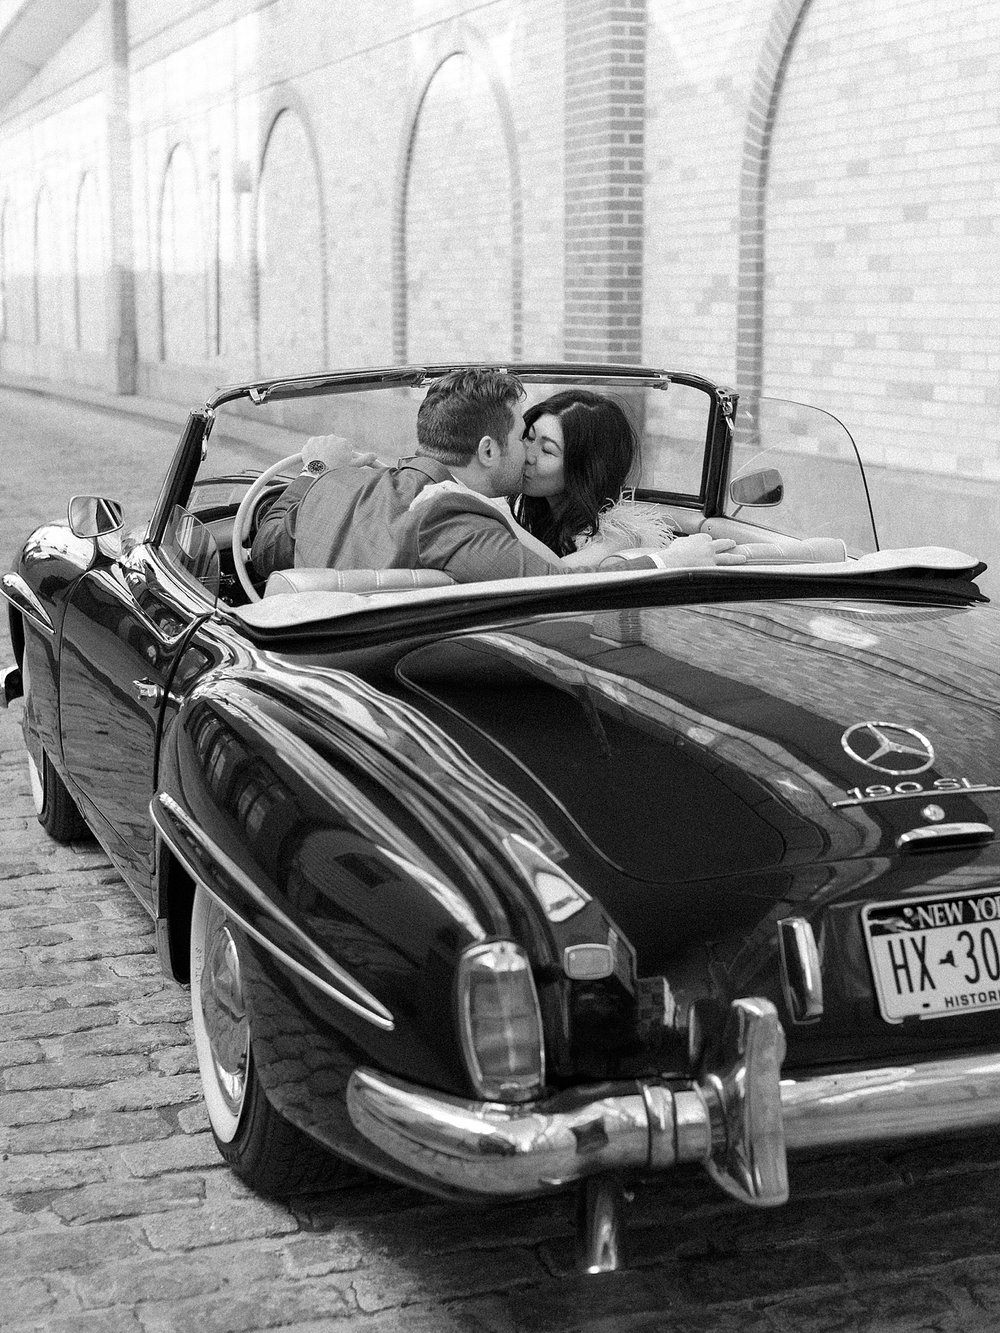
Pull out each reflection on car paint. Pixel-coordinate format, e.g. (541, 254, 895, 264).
(468, 624, 883, 867)
(248, 660, 568, 863)
(154, 791, 396, 1030)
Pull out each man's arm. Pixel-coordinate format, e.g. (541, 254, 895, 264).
(599, 534, 746, 570)
(417, 498, 744, 582)
(249, 437, 374, 579)
(249, 474, 315, 578)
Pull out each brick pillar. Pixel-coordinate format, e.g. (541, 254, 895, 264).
(736, 0, 813, 400)
(104, 0, 137, 394)
(564, 0, 646, 364)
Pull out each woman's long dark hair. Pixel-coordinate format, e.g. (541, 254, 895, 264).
(511, 391, 639, 556)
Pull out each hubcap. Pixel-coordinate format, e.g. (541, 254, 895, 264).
(200, 916, 249, 1118)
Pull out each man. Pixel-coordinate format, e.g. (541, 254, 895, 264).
(251, 368, 740, 583)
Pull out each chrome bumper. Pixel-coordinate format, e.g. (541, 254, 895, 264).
(347, 997, 1000, 1208)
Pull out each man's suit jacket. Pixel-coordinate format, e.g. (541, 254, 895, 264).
(250, 455, 563, 583)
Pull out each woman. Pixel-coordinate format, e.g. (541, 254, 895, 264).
(511, 390, 676, 566)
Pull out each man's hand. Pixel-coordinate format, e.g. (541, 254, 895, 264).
(659, 534, 747, 567)
(600, 533, 747, 570)
(301, 434, 381, 472)
(301, 434, 350, 470)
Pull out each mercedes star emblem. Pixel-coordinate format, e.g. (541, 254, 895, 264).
(841, 722, 935, 775)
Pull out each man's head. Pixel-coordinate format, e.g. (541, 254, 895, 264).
(416, 368, 526, 496)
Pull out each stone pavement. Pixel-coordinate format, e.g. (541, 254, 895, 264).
(5, 696, 1000, 1332)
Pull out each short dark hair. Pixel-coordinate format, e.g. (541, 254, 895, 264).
(512, 390, 639, 556)
(416, 369, 525, 467)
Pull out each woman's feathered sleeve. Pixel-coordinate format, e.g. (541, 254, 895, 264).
(572, 497, 678, 560)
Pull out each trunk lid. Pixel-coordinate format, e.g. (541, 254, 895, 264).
(397, 598, 1000, 884)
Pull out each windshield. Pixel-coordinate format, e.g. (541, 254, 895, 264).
(726, 397, 878, 556)
(161, 504, 221, 603)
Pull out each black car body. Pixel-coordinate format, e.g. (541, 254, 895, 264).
(4, 364, 999, 1266)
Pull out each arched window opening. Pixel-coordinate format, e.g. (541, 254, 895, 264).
(34, 186, 62, 346)
(159, 143, 208, 363)
(256, 107, 325, 375)
(74, 172, 107, 353)
(402, 53, 514, 362)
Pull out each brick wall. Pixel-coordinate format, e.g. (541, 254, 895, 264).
(764, 0, 1000, 483)
(740, 0, 1000, 557)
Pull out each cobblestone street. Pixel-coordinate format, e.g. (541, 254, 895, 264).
(4, 387, 1000, 1330)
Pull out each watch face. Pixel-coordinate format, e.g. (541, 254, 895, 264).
(304, 459, 327, 474)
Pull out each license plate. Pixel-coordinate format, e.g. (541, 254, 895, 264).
(863, 889, 1000, 1023)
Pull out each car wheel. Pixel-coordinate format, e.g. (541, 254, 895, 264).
(21, 654, 88, 843)
(190, 883, 348, 1197)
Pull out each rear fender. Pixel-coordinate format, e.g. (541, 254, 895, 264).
(205, 666, 629, 1083)
(153, 675, 514, 1096)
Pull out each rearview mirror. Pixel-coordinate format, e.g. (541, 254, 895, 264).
(68, 496, 125, 539)
(729, 468, 784, 507)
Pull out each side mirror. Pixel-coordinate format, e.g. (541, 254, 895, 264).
(68, 496, 125, 539)
(729, 468, 784, 508)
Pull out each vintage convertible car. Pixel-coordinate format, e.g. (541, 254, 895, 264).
(4, 363, 1000, 1271)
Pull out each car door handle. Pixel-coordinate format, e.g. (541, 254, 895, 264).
(132, 678, 163, 704)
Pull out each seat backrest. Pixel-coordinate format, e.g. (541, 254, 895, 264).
(264, 566, 456, 597)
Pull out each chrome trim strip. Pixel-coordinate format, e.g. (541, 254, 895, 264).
(897, 822, 994, 850)
(152, 792, 394, 1031)
(0, 573, 54, 636)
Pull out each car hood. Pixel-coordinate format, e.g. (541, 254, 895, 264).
(395, 597, 1000, 891)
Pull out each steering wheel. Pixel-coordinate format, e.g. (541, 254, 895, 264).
(232, 453, 303, 603)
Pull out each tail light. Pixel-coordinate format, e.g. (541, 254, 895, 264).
(457, 941, 545, 1102)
